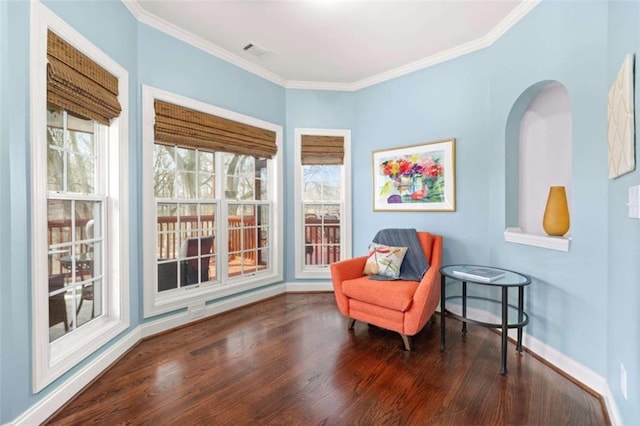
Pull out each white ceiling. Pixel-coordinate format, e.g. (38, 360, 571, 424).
(127, 0, 538, 90)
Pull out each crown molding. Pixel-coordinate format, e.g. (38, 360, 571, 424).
(121, 0, 287, 87)
(348, 0, 541, 91)
(122, 0, 540, 92)
(285, 80, 358, 92)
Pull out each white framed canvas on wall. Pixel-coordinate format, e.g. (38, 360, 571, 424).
(607, 54, 635, 179)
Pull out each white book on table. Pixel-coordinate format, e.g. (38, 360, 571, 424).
(452, 267, 505, 282)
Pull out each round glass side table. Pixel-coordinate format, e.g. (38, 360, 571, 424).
(440, 264, 531, 375)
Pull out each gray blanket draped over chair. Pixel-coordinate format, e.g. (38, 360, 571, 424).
(370, 228, 429, 281)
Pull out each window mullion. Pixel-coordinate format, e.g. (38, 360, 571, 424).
(62, 111, 69, 192)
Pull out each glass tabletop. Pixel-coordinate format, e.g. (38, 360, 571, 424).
(440, 264, 531, 287)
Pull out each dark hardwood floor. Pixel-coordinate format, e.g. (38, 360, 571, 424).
(47, 293, 608, 425)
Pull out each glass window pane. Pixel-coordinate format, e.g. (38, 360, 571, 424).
(259, 226, 268, 248)
(68, 127, 94, 157)
(305, 245, 320, 266)
(239, 155, 255, 175)
(47, 127, 64, 148)
(224, 154, 255, 200)
(67, 153, 95, 194)
(303, 165, 323, 201)
(48, 273, 69, 342)
(203, 255, 215, 281)
(258, 248, 268, 267)
(92, 278, 103, 318)
(322, 165, 342, 201)
(157, 203, 179, 260)
(321, 204, 341, 219)
(303, 165, 341, 201)
(304, 205, 320, 218)
(176, 147, 196, 172)
(179, 204, 199, 241)
(257, 205, 269, 226)
(158, 231, 179, 261)
(154, 145, 175, 198)
(76, 282, 96, 327)
(200, 205, 216, 239)
(48, 199, 72, 246)
(158, 261, 178, 292)
(199, 150, 214, 173)
(199, 173, 214, 199)
(47, 148, 64, 192)
(176, 171, 197, 199)
(76, 201, 100, 241)
(49, 250, 71, 280)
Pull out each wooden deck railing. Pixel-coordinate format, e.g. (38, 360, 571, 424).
(156, 215, 258, 262)
(304, 217, 341, 265)
(48, 216, 341, 273)
(48, 218, 91, 275)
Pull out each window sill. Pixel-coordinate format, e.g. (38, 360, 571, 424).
(503, 227, 571, 252)
(295, 267, 331, 280)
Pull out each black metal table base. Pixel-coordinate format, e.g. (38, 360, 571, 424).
(440, 273, 529, 375)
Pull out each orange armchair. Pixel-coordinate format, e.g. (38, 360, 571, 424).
(330, 231, 443, 350)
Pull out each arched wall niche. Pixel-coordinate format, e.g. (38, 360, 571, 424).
(504, 80, 572, 251)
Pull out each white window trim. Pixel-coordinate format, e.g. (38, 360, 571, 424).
(142, 85, 283, 318)
(30, 2, 130, 392)
(294, 128, 352, 279)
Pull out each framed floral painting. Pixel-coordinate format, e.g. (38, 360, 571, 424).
(373, 138, 456, 211)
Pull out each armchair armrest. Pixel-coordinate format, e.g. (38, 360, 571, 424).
(405, 234, 443, 334)
(330, 256, 367, 315)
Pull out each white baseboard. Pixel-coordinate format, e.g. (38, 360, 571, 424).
(11, 288, 620, 425)
(285, 280, 333, 292)
(602, 384, 623, 426)
(139, 283, 287, 339)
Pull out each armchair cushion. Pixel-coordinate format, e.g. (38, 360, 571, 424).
(342, 276, 418, 312)
(363, 242, 408, 279)
(371, 228, 428, 281)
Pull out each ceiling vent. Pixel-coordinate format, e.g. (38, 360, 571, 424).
(243, 42, 268, 59)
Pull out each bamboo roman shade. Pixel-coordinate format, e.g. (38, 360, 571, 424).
(301, 135, 344, 165)
(154, 100, 277, 159)
(47, 31, 121, 125)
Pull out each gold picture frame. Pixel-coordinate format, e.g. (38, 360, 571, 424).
(373, 138, 456, 212)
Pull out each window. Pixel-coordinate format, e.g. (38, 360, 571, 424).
(31, 3, 129, 392)
(46, 106, 105, 341)
(154, 145, 217, 292)
(294, 129, 351, 279)
(142, 86, 283, 317)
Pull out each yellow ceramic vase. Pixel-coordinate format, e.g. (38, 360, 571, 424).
(543, 186, 570, 236)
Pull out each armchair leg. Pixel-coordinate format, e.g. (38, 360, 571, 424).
(400, 334, 412, 351)
(347, 318, 356, 330)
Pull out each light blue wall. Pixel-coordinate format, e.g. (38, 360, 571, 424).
(0, 0, 9, 421)
(284, 89, 355, 280)
(3, 1, 38, 421)
(353, 52, 490, 264)
(607, 2, 640, 423)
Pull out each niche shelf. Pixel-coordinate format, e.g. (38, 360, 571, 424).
(504, 227, 570, 251)
(504, 81, 572, 252)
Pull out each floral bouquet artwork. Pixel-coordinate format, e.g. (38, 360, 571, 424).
(373, 139, 456, 212)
